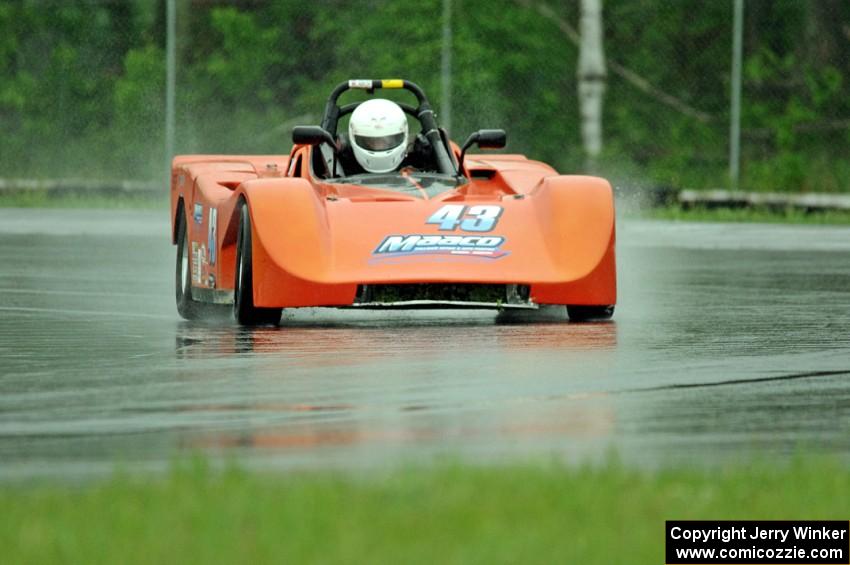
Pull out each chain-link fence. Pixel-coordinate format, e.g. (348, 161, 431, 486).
(1, 0, 848, 194)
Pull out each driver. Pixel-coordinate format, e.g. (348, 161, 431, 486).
(347, 98, 409, 173)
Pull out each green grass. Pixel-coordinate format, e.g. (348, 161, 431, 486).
(0, 190, 166, 210)
(2, 458, 848, 564)
(641, 204, 850, 225)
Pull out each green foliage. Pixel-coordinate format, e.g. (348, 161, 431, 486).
(200, 8, 282, 105)
(740, 44, 849, 192)
(0, 0, 848, 191)
(113, 45, 166, 173)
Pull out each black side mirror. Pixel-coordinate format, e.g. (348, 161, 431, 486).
(292, 125, 336, 147)
(292, 125, 340, 177)
(458, 129, 507, 173)
(470, 129, 507, 149)
(292, 126, 336, 147)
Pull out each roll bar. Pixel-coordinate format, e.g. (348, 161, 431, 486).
(319, 79, 456, 176)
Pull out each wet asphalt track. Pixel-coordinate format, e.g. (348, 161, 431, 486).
(1, 208, 848, 479)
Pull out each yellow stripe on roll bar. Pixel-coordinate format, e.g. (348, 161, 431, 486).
(380, 79, 404, 89)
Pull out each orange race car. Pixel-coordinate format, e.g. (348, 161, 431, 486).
(170, 79, 616, 325)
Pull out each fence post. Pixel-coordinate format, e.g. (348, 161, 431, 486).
(165, 0, 176, 183)
(441, 0, 452, 136)
(729, 0, 744, 190)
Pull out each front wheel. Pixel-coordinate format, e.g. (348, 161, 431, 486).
(175, 212, 202, 320)
(234, 203, 281, 326)
(566, 305, 614, 322)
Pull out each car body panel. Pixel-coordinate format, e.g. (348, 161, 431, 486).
(170, 148, 616, 310)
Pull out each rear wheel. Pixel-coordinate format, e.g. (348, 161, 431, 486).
(234, 203, 281, 326)
(175, 211, 202, 320)
(566, 305, 614, 322)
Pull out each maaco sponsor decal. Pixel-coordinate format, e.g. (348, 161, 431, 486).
(373, 234, 507, 259)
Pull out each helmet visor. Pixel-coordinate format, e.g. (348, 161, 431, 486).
(354, 132, 406, 152)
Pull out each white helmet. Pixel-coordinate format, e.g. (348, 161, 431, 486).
(348, 98, 408, 173)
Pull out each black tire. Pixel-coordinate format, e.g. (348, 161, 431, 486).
(175, 210, 202, 320)
(234, 203, 281, 326)
(566, 305, 615, 322)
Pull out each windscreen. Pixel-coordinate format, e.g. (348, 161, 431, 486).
(331, 172, 464, 198)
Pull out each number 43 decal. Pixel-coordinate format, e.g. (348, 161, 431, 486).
(426, 204, 503, 232)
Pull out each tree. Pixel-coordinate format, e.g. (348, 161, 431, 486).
(577, 0, 606, 170)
